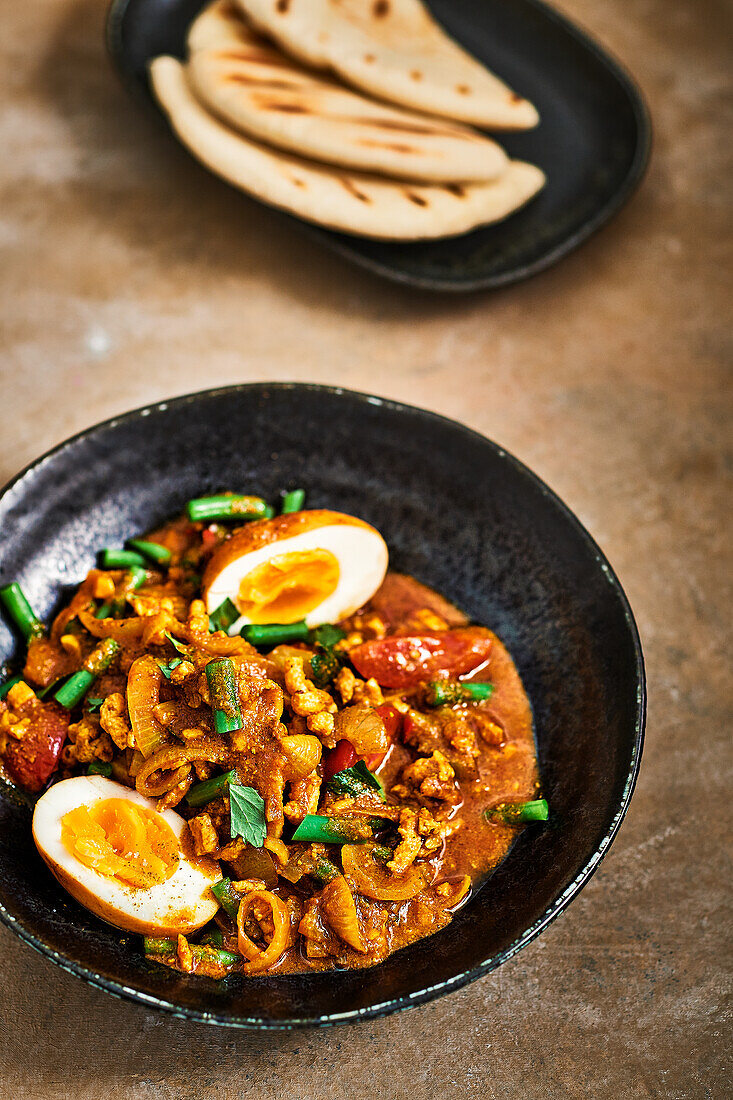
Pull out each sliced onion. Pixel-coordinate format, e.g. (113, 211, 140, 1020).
(321, 875, 364, 951)
(236, 890, 290, 974)
(126, 655, 167, 758)
(341, 843, 432, 901)
(79, 608, 145, 643)
(334, 704, 388, 756)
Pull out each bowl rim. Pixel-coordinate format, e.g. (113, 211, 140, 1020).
(0, 382, 646, 1028)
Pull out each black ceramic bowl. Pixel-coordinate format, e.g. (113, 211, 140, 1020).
(0, 384, 644, 1027)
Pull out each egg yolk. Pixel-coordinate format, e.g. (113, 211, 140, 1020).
(61, 798, 180, 889)
(237, 549, 340, 623)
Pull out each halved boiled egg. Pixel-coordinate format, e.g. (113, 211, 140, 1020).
(32, 776, 219, 936)
(202, 509, 389, 628)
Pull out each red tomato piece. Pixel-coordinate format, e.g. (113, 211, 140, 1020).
(401, 711, 417, 745)
(350, 628, 493, 689)
(201, 526, 219, 549)
(322, 739, 357, 782)
(3, 701, 69, 793)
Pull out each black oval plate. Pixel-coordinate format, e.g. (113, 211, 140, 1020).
(0, 384, 645, 1027)
(106, 0, 651, 291)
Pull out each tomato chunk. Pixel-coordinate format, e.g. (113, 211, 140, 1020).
(350, 628, 493, 689)
(322, 739, 357, 783)
(2, 700, 69, 792)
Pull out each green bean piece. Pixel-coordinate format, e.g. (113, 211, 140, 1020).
(0, 583, 44, 641)
(94, 601, 113, 620)
(205, 658, 243, 734)
(143, 937, 240, 971)
(87, 761, 112, 777)
(187, 495, 268, 523)
(126, 539, 172, 566)
(100, 549, 146, 570)
(484, 798, 549, 825)
(208, 598, 240, 634)
(240, 620, 310, 647)
(121, 565, 147, 594)
(309, 649, 341, 688)
(55, 638, 120, 709)
(291, 814, 385, 845)
(199, 927, 224, 947)
(281, 489, 306, 514)
(0, 674, 23, 700)
(185, 769, 237, 808)
(262, 505, 276, 519)
(424, 680, 495, 707)
(211, 878, 242, 922)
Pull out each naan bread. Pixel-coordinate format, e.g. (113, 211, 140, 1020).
(234, 0, 538, 129)
(150, 56, 545, 241)
(186, 0, 508, 182)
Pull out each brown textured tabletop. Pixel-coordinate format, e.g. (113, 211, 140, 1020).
(0, 0, 730, 1096)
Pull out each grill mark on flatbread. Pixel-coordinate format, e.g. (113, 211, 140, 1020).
(216, 49, 297, 69)
(444, 183, 466, 197)
(339, 177, 371, 203)
(358, 139, 417, 154)
(352, 116, 461, 138)
(405, 191, 428, 206)
(276, 0, 290, 11)
(372, 1, 390, 17)
(264, 102, 309, 113)
(228, 74, 303, 90)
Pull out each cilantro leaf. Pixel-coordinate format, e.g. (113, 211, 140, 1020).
(86, 697, 104, 713)
(157, 657, 183, 681)
(209, 597, 239, 634)
(325, 760, 386, 802)
(229, 783, 267, 847)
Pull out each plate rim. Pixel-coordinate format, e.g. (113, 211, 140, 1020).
(0, 382, 646, 1028)
(104, 0, 652, 292)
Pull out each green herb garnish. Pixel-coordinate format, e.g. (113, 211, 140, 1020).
(157, 657, 183, 681)
(229, 783, 266, 847)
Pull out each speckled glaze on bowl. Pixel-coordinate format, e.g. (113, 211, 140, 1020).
(0, 384, 645, 1027)
(106, 0, 651, 292)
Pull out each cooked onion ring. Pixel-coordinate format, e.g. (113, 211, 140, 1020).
(236, 889, 290, 974)
(135, 736, 230, 797)
(341, 843, 432, 901)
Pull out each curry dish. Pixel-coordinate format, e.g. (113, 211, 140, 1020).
(0, 492, 545, 978)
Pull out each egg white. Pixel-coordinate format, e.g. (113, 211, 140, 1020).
(32, 776, 219, 936)
(205, 523, 389, 630)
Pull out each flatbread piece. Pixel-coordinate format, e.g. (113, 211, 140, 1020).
(234, 0, 539, 129)
(150, 56, 545, 241)
(186, 0, 509, 182)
